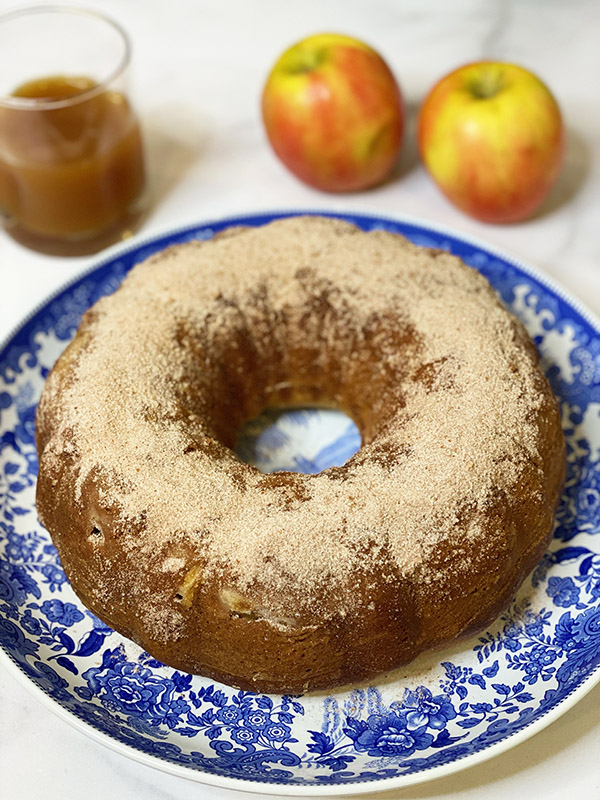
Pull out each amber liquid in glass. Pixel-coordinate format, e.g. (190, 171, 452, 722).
(0, 75, 145, 255)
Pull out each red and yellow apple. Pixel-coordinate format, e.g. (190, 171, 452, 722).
(417, 62, 565, 223)
(261, 33, 404, 192)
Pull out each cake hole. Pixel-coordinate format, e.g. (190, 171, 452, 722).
(235, 407, 361, 475)
(88, 524, 104, 545)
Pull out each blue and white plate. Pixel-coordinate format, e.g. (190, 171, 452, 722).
(1, 211, 599, 795)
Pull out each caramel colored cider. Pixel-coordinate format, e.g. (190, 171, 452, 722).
(0, 75, 145, 244)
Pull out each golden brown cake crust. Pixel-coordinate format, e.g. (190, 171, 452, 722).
(35, 216, 565, 693)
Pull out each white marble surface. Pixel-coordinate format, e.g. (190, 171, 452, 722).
(1, 0, 599, 797)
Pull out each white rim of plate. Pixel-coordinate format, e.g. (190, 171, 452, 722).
(1, 207, 599, 796)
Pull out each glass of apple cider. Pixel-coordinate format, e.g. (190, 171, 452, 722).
(0, 5, 146, 255)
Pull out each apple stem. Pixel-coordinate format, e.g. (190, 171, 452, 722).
(469, 67, 505, 99)
(284, 48, 326, 75)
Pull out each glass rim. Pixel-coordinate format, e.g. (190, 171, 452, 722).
(0, 3, 131, 111)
